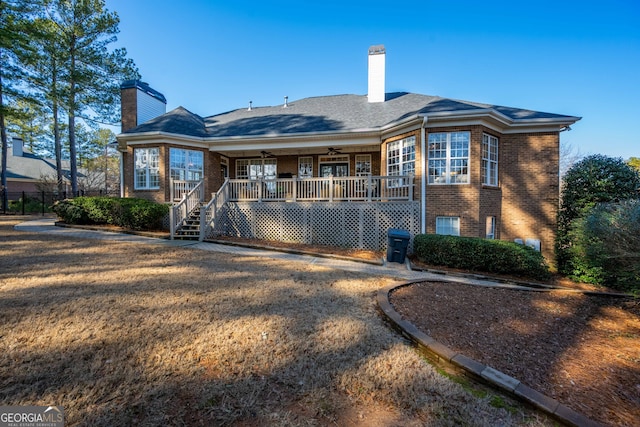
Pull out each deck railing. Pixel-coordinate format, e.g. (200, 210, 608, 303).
(200, 178, 230, 241)
(227, 175, 414, 202)
(169, 180, 204, 239)
(171, 179, 202, 202)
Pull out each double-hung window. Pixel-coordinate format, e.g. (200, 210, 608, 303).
(170, 148, 203, 181)
(428, 132, 470, 184)
(134, 147, 160, 190)
(482, 134, 499, 186)
(387, 136, 415, 186)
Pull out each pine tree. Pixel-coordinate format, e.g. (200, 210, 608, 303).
(44, 0, 138, 194)
(26, 15, 67, 192)
(0, 0, 36, 208)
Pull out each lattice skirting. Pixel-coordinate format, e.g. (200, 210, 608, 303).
(207, 201, 421, 253)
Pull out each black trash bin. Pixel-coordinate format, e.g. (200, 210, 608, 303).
(386, 228, 410, 263)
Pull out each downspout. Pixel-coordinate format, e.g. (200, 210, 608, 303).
(119, 152, 124, 198)
(420, 116, 428, 234)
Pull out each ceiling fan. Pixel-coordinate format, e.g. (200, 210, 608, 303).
(260, 150, 275, 158)
(327, 147, 342, 156)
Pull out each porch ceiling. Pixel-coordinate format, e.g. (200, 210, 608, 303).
(211, 134, 381, 158)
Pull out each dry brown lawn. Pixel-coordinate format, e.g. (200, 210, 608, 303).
(0, 216, 553, 426)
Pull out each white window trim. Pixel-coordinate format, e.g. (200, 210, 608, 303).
(482, 133, 499, 186)
(318, 155, 350, 176)
(134, 147, 160, 190)
(386, 136, 416, 188)
(436, 216, 460, 236)
(355, 154, 372, 176)
(169, 147, 204, 182)
(298, 156, 313, 178)
(486, 216, 496, 239)
(236, 158, 277, 180)
(428, 131, 470, 185)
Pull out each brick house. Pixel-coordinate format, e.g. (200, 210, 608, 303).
(116, 46, 580, 262)
(1, 137, 74, 193)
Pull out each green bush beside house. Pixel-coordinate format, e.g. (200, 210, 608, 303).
(52, 197, 169, 231)
(413, 234, 551, 280)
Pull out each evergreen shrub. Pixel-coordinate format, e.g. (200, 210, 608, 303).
(413, 234, 551, 280)
(52, 197, 168, 230)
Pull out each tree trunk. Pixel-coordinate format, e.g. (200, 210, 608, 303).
(0, 58, 8, 211)
(68, 50, 78, 195)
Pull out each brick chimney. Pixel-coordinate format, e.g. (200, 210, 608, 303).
(120, 80, 167, 132)
(368, 45, 386, 103)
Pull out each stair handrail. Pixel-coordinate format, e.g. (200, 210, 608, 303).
(199, 178, 229, 241)
(170, 179, 204, 240)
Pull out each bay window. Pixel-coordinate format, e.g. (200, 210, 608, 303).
(482, 134, 499, 186)
(134, 147, 160, 190)
(428, 132, 470, 184)
(387, 136, 415, 186)
(170, 148, 203, 181)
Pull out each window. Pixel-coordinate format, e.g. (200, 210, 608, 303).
(355, 155, 372, 176)
(134, 147, 160, 189)
(428, 132, 470, 184)
(387, 136, 415, 186)
(436, 216, 460, 236)
(170, 148, 203, 181)
(486, 216, 496, 239)
(482, 134, 499, 186)
(387, 137, 415, 176)
(298, 156, 313, 178)
(236, 158, 277, 180)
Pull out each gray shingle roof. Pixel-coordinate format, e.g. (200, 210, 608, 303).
(1, 150, 78, 183)
(123, 92, 579, 138)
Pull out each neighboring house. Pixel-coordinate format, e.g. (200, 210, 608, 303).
(116, 46, 580, 262)
(1, 137, 72, 193)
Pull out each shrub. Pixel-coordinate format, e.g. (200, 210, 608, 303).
(51, 199, 90, 224)
(569, 200, 640, 291)
(413, 234, 550, 280)
(557, 154, 640, 275)
(119, 199, 169, 230)
(52, 197, 169, 230)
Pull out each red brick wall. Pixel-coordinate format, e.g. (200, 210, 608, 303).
(120, 87, 137, 133)
(500, 132, 559, 263)
(120, 126, 560, 262)
(391, 125, 560, 263)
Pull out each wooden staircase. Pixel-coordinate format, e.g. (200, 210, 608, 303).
(173, 204, 203, 240)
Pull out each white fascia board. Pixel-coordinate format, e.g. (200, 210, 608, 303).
(116, 132, 209, 150)
(422, 110, 581, 134)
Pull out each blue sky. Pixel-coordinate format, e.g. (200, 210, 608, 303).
(108, 0, 639, 160)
